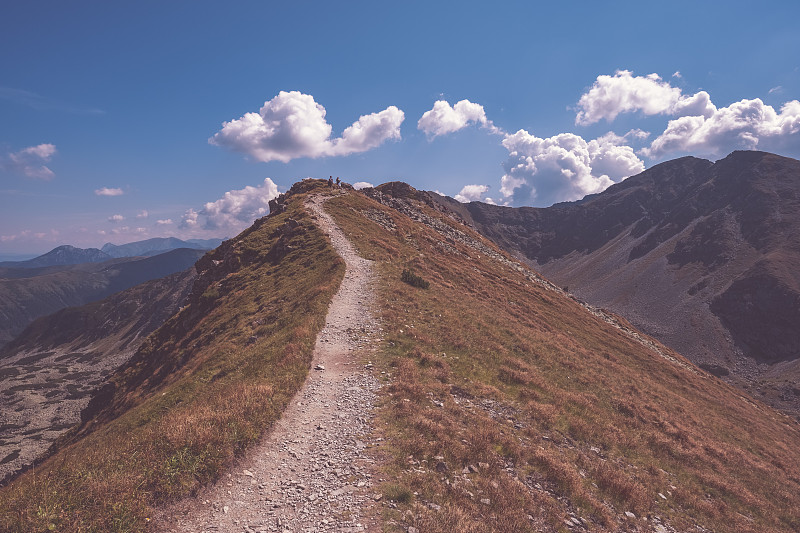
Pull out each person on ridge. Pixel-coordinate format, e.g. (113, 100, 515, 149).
(328, 176, 334, 188)
(336, 177, 341, 187)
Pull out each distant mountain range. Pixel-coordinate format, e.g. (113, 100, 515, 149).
(0, 248, 208, 347)
(0, 245, 112, 269)
(0, 237, 224, 269)
(430, 150, 800, 417)
(101, 237, 223, 258)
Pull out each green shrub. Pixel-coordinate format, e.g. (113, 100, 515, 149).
(401, 269, 429, 289)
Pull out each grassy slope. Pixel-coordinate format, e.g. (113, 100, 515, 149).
(0, 181, 344, 532)
(325, 191, 800, 533)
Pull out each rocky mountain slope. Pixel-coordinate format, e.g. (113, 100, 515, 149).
(2, 179, 799, 532)
(0, 247, 207, 346)
(431, 151, 800, 418)
(0, 268, 196, 481)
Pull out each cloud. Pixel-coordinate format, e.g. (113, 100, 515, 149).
(0, 86, 104, 114)
(136, 210, 149, 218)
(156, 219, 173, 225)
(454, 184, 490, 203)
(95, 187, 124, 196)
(769, 86, 783, 95)
(418, 99, 501, 138)
(672, 71, 682, 79)
(0, 229, 59, 243)
(180, 209, 199, 228)
(108, 214, 124, 222)
(643, 98, 800, 158)
(624, 128, 651, 141)
(352, 181, 374, 190)
(575, 70, 715, 125)
(499, 129, 644, 206)
(332, 107, 405, 155)
(209, 91, 404, 163)
(4, 143, 57, 180)
(180, 178, 280, 231)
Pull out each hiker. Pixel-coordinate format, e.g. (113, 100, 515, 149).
(336, 177, 341, 187)
(328, 176, 334, 188)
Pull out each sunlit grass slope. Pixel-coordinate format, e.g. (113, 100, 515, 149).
(325, 188, 800, 533)
(0, 180, 344, 532)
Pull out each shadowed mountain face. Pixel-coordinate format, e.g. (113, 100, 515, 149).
(430, 150, 800, 416)
(0, 248, 207, 347)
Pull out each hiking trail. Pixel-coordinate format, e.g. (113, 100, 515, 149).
(155, 194, 382, 533)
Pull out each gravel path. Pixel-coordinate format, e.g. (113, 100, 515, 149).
(155, 194, 382, 533)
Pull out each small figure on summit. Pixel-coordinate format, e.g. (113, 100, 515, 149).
(328, 176, 334, 188)
(336, 177, 341, 187)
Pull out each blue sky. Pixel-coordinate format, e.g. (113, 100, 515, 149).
(2, 0, 799, 256)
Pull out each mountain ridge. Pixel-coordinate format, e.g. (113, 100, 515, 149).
(2, 178, 800, 532)
(101, 237, 224, 258)
(425, 150, 800, 418)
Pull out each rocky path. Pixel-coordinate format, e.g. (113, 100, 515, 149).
(155, 194, 382, 533)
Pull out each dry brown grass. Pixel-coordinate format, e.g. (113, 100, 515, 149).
(4, 182, 799, 532)
(0, 180, 345, 532)
(325, 189, 800, 533)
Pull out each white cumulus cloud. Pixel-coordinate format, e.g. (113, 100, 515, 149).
(95, 187, 124, 196)
(418, 99, 501, 138)
(499, 129, 645, 206)
(209, 91, 404, 163)
(643, 98, 800, 158)
(454, 184, 490, 203)
(179, 178, 280, 231)
(136, 210, 149, 218)
(156, 219, 173, 225)
(108, 214, 124, 222)
(181, 209, 199, 228)
(575, 70, 715, 125)
(4, 143, 57, 179)
(352, 181, 374, 190)
(332, 107, 405, 156)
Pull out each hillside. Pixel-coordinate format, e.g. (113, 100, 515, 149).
(0, 180, 345, 532)
(431, 151, 800, 418)
(0, 248, 207, 347)
(1, 180, 799, 532)
(0, 268, 196, 481)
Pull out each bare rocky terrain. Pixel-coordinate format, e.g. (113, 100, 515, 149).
(155, 195, 382, 533)
(0, 268, 196, 482)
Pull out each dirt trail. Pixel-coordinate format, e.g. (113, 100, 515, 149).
(156, 194, 382, 533)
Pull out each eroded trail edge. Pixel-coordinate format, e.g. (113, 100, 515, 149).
(157, 194, 381, 533)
